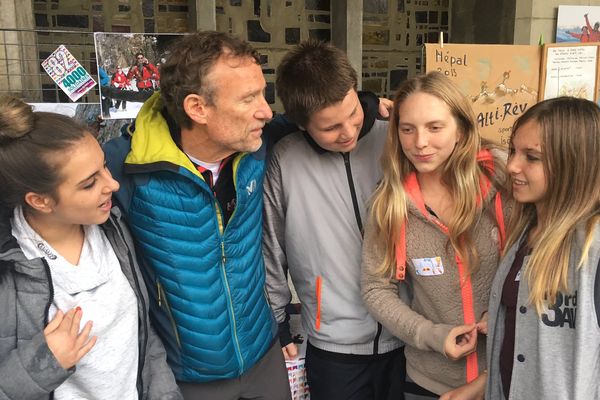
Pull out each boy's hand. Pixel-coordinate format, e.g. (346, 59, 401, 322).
(378, 97, 393, 118)
(282, 342, 298, 360)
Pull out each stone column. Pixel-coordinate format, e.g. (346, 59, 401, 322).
(0, 0, 40, 100)
(191, 0, 216, 31)
(331, 0, 363, 89)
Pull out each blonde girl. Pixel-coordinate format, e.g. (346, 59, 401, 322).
(485, 97, 600, 399)
(361, 71, 508, 398)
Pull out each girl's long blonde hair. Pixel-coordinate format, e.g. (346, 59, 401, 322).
(505, 97, 600, 313)
(370, 71, 505, 278)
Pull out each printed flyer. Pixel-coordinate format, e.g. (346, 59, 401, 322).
(41, 45, 96, 102)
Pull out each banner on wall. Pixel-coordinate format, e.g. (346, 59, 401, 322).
(425, 43, 541, 146)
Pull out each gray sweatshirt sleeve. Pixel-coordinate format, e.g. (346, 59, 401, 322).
(262, 148, 292, 325)
(0, 331, 72, 399)
(146, 323, 182, 400)
(361, 217, 452, 354)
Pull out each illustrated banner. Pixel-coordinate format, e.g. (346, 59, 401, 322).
(425, 43, 541, 146)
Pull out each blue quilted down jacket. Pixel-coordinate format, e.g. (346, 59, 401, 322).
(104, 93, 277, 382)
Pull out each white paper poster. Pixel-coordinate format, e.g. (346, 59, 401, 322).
(543, 45, 598, 100)
(41, 45, 96, 102)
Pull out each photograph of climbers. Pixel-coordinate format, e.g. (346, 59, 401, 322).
(556, 5, 600, 43)
(94, 32, 185, 119)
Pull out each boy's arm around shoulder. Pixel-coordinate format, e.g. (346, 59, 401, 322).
(361, 217, 453, 354)
(262, 113, 299, 159)
(0, 330, 73, 399)
(103, 125, 134, 213)
(262, 145, 294, 348)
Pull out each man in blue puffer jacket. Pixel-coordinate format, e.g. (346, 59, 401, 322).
(103, 31, 291, 399)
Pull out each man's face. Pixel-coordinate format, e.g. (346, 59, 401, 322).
(304, 89, 364, 153)
(202, 55, 273, 156)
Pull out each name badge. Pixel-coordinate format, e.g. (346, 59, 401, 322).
(412, 257, 444, 276)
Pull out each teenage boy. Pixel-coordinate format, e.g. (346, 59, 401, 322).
(263, 40, 405, 400)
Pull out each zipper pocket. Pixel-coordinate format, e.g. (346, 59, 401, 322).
(315, 276, 322, 331)
(157, 280, 182, 348)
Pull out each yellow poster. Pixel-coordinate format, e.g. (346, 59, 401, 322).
(425, 43, 541, 146)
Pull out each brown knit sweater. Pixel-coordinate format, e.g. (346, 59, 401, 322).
(361, 184, 510, 395)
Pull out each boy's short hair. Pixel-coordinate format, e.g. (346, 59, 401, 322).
(276, 40, 357, 127)
(160, 31, 260, 129)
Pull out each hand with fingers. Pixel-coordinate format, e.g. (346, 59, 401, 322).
(44, 307, 97, 370)
(444, 324, 478, 360)
(378, 97, 393, 119)
(476, 311, 488, 335)
(282, 342, 298, 360)
(439, 371, 487, 400)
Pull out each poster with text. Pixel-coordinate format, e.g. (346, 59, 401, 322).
(94, 32, 185, 120)
(41, 45, 96, 102)
(541, 43, 599, 102)
(556, 5, 600, 43)
(425, 43, 541, 146)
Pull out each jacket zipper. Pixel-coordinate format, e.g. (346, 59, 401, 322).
(342, 152, 363, 235)
(41, 259, 55, 400)
(343, 152, 382, 354)
(219, 238, 245, 372)
(156, 280, 182, 348)
(111, 218, 148, 399)
(211, 168, 245, 373)
(373, 323, 382, 354)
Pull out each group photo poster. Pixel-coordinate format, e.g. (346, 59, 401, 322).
(425, 43, 541, 146)
(556, 5, 600, 43)
(94, 32, 185, 120)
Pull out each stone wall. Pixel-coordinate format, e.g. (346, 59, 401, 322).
(362, 0, 449, 97)
(25, 0, 452, 107)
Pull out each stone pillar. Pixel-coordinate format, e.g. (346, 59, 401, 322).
(451, 0, 515, 44)
(331, 0, 363, 89)
(0, 0, 40, 100)
(191, 0, 216, 31)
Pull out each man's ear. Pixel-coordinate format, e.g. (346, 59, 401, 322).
(183, 93, 210, 125)
(24, 192, 54, 214)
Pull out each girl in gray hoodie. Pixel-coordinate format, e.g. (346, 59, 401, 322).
(484, 97, 600, 399)
(0, 97, 181, 400)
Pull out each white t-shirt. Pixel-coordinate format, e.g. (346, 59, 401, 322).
(187, 153, 222, 184)
(11, 207, 139, 400)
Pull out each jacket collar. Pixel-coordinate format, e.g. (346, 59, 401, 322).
(0, 206, 122, 266)
(125, 92, 201, 177)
